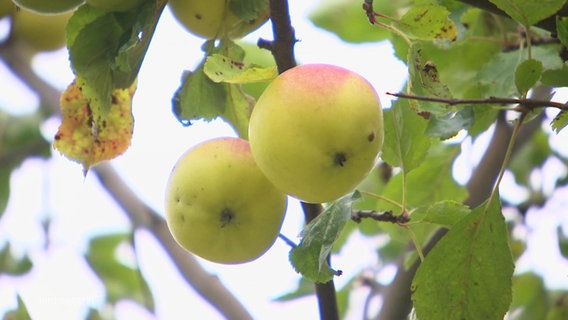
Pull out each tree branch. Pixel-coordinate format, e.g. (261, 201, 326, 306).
(0, 33, 254, 320)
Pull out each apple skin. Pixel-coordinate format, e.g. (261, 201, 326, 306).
(12, 0, 84, 14)
(248, 64, 384, 203)
(1, 0, 15, 18)
(168, 0, 268, 40)
(165, 137, 287, 264)
(85, 0, 143, 12)
(11, 8, 73, 52)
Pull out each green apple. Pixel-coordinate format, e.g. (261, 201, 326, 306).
(165, 137, 287, 264)
(1, 0, 15, 18)
(11, 8, 72, 52)
(85, 0, 143, 12)
(11, 0, 84, 14)
(248, 64, 384, 203)
(168, 0, 268, 40)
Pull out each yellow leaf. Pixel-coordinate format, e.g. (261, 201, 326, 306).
(54, 80, 135, 173)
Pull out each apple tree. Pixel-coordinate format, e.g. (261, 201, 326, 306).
(2, 0, 568, 319)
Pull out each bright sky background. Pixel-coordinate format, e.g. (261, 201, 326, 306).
(1, 1, 568, 319)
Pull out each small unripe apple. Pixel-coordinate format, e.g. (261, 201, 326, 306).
(11, 8, 72, 52)
(165, 137, 287, 264)
(249, 64, 384, 203)
(85, 0, 143, 12)
(11, 0, 84, 14)
(168, 0, 268, 39)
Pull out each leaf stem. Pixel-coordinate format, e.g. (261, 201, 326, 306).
(403, 225, 425, 262)
(360, 191, 405, 210)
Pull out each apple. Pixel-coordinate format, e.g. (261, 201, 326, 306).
(165, 137, 287, 264)
(85, 0, 143, 12)
(1, 0, 15, 18)
(11, 8, 73, 52)
(12, 0, 84, 14)
(248, 64, 384, 203)
(168, 0, 268, 40)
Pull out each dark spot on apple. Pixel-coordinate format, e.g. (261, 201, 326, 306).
(368, 132, 375, 142)
(179, 214, 185, 223)
(195, 13, 202, 20)
(334, 152, 347, 167)
(220, 208, 234, 228)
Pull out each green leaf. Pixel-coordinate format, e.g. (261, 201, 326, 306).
(220, 84, 253, 139)
(395, 5, 457, 41)
(289, 193, 359, 283)
(381, 98, 431, 173)
(556, 16, 568, 48)
(515, 59, 543, 95)
(0, 168, 9, 218)
(86, 233, 154, 311)
(67, 1, 162, 113)
(541, 66, 568, 87)
(411, 195, 514, 320)
(558, 226, 568, 259)
(3, 295, 32, 320)
(510, 273, 548, 320)
(411, 201, 471, 228)
(172, 67, 227, 126)
(487, 0, 565, 26)
(203, 54, 277, 84)
(0, 244, 32, 275)
(309, 0, 395, 43)
(551, 110, 568, 133)
(425, 107, 474, 140)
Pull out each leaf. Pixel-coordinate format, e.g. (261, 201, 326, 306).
(425, 107, 474, 140)
(381, 98, 431, 173)
(289, 193, 359, 283)
(53, 80, 135, 173)
(172, 67, 227, 126)
(407, 45, 454, 116)
(309, 0, 395, 43)
(67, 2, 163, 113)
(204, 54, 278, 84)
(556, 16, 568, 48)
(395, 5, 457, 41)
(487, 0, 565, 26)
(411, 195, 514, 320)
(411, 201, 471, 228)
(515, 58, 543, 95)
(3, 295, 32, 320)
(220, 84, 253, 139)
(558, 226, 568, 259)
(541, 66, 568, 87)
(86, 233, 154, 311)
(510, 273, 548, 320)
(551, 110, 568, 133)
(0, 244, 33, 275)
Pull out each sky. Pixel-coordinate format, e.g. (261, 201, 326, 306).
(1, 0, 568, 319)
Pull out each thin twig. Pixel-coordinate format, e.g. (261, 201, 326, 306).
(387, 92, 568, 111)
(351, 210, 410, 224)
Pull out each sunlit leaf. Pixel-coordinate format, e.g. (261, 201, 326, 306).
(551, 110, 568, 133)
(425, 107, 474, 140)
(289, 193, 359, 283)
(86, 233, 154, 311)
(487, 0, 565, 26)
(221, 84, 253, 139)
(395, 5, 457, 41)
(204, 54, 277, 84)
(54, 80, 135, 173)
(515, 59, 543, 95)
(412, 195, 514, 320)
(556, 16, 568, 48)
